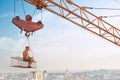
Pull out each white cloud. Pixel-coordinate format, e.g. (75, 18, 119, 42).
(0, 12, 14, 18)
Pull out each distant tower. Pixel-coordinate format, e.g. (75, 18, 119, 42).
(30, 71, 43, 80)
(43, 70, 48, 80)
(30, 71, 36, 80)
(36, 72, 43, 80)
(100, 75, 105, 80)
(64, 69, 71, 80)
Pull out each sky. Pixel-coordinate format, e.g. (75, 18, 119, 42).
(1, 0, 120, 73)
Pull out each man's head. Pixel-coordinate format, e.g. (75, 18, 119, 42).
(25, 46, 30, 51)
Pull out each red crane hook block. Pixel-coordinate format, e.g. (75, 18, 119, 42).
(12, 15, 44, 33)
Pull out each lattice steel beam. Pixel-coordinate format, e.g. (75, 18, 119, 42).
(25, 0, 120, 46)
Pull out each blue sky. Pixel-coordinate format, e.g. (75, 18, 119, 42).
(1, 0, 120, 73)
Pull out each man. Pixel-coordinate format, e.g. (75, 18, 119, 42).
(23, 46, 34, 68)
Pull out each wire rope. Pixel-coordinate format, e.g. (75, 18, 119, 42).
(14, 0, 16, 17)
(32, 8, 37, 17)
(26, 37, 35, 57)
(86, 7, 120, 10)
(40, 9, 43, 21)
(21, 0, 26, 17)
(102, 15, 120, 18)
(113, 0, 120, 4)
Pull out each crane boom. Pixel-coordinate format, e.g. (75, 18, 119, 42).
(25, 0, 120, 46)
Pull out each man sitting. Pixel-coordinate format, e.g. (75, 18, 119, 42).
(23, 46, 34, 68)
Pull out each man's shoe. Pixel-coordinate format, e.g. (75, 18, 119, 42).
(28, 66, 31, 68)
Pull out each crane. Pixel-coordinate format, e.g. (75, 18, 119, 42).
(24, 0, 120, 46)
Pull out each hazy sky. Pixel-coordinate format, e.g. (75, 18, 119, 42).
(1, 0, 120, 73)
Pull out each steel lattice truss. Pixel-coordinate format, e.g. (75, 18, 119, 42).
(25, 0, 120, 46)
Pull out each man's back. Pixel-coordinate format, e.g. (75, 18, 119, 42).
(23, 50, 29, 59)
